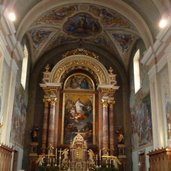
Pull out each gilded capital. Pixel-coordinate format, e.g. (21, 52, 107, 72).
(101, 98, 108, 107)
(50, 97, 58, 104)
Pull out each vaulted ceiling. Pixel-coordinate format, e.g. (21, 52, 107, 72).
(2, 0, 171, 70)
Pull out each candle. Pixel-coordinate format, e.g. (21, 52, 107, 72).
(99, 149, 101, 158)
(55, 148, 58, 158)
(96, 154, 98, 160)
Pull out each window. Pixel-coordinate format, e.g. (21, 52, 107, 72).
(21, 45, 28, 89)
(133, 49, 141, 93)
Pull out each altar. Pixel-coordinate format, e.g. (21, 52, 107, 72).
(29, 52, 127, 171)
(32, 133, 121, 171)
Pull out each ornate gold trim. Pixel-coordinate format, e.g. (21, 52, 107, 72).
(50, 55, 110, 84)
(62, 48, 99, 60)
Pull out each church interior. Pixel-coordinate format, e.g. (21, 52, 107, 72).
(1, 0, 171, 171)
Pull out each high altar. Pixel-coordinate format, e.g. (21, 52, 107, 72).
(29, 49, 126, 171)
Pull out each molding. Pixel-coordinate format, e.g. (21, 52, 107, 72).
(148, 65, 157, 80)
(98, 84, 119, 90)
(0, 14, 23, 61)
(157, 54, 167, 73)
(0, 31, 11, 63)
(141, 46, 152, 65)
(11, 58, 18, 73)
(40, 82, 61, 88)
(142, 25, 171, 67)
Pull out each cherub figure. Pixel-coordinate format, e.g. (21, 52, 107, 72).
(62, 148, 69, 169)
(48, 144, 54, 155)
(36, 154, 45, 166)
(62, 148, 69, 161)
(88, 149, 95, 164)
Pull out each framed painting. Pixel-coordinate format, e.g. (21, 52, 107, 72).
(62, 92, 95, 145)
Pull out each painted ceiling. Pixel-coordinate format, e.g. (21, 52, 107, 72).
(2, 0, 171, 70)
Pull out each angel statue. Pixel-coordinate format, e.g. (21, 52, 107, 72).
(62, 148, 69, 169)
(36, 154, 45, 166)
(88, 149, 95, 164)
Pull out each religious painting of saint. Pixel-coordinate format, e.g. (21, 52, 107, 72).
(64, 73, 94, 90)
(62, 93, 95, 145)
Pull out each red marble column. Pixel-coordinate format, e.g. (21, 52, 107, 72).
(102, 98, 109, 155)
(42, 98, 49, 148)
(109, 98, 115, 155)
(48, 97, 57, 147)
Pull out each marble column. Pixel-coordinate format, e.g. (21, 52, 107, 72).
(109, 98, 115, 155)
(42, 98, 49, 149)
(48, 97, 57, 147)
(102, 98, 109, 155)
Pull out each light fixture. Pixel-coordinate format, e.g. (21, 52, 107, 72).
(159, 17, 168, 29)
(8, 12, 16, 22)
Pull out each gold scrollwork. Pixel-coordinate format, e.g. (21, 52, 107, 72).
(51, 55, 109, 84)
(62, 48, 99, 60)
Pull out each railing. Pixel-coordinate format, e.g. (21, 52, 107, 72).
(0, 144, 13, 171)
(148, 147, 171, 171)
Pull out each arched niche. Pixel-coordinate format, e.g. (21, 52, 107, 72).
(49, 54, 111, 86)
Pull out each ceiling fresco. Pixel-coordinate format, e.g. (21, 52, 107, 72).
(5, 0, 169, 69)
(33, 5, 78, 25)
(63, 12, 102, 37)
(29, 29, 54, 48)
(26, 3, 143, 69)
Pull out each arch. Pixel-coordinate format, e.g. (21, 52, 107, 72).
(50, 54, 110, 85)
(16, 0, 153, 48)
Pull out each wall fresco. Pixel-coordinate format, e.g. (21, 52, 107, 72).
(131, 95, 152, 149)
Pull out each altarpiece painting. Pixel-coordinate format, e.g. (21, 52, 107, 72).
(62, 73, 95, 145)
